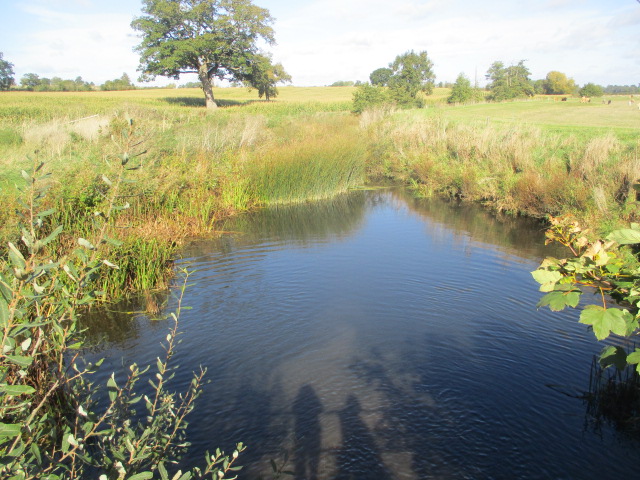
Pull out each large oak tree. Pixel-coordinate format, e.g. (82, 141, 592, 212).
(132, 0, 282, 108)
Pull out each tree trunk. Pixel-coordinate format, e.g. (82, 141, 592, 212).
(198, 65, 217, 109)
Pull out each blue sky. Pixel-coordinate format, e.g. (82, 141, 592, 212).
(1, 0, 639, 87)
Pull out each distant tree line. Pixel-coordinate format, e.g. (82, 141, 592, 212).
(100, 73, 136, 91)
(603, 84, 640, 94)
(19, 74, 94, 91)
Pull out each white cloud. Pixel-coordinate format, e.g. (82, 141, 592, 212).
(3, 0, 639, 88)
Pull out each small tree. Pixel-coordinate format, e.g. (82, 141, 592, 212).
(369, 67, 392, 86)
(352, 83, 390, 114)
(387, 50, 435, 107)
(447, 73, 478, 104)
(544, 71, 576, 95)
(579, 83, 604, 97)
(486, 60, 533, 101)
(0, 52, 15, 91)
(132, 0, 280, 109)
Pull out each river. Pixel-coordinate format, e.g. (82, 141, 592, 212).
(84, 189, 640, 479)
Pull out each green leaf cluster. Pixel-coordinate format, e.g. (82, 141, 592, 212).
(532, 215, 640, 372)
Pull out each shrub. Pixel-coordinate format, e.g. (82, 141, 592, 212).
(352, 84, 390, 114)
(0, 123, 243, 479)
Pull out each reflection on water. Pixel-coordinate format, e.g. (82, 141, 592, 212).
(84, 189, 640, 479)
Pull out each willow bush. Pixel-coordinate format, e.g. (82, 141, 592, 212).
(0, 124, 243, 479)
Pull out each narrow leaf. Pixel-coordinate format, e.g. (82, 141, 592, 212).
(78, 238, 96, 250)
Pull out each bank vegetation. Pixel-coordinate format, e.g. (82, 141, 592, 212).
(1, 87, 640, 476)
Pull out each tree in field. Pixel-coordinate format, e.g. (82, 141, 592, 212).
(20, 73, 41, 90)
(543, 71, 576, 95)
(369, 67, 392, 86)
(245, 53, 291, 100)
(387, 50, 435, 107)
(352, 83, 390, 114)
(132, 0, 287, 109)
(447, 73, 479, 104)
(0, 52, 15, 91)
(579, 83, 604, 97)
(485, 60, 533, 101)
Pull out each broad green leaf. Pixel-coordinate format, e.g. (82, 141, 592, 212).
(536, 291, 581, 311)
(0, 385, 36, 396)
(40, 225, 63, 247)
(36, 208, 56, 217)
(158, 462, 169, 480)
(599, 345, 628, 370)
(103, 259, 119, 269)
(627, 350, 640, 372)
(579, 306, 631, 340)
(607, 228, 640, 245)
(626, 349, 640, 364)
(78, 238, 96, 250)
(531, 269, 562, 286)
(8, 242, 26, 269)
(30, 442, 42, 465)
(107, 374, 118, 402)
(102, 235, 123, 247)
(5, 355, 34, 368)
(0, 423, 22, 438)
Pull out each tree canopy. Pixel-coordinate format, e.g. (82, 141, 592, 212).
(579, 83, 604, 97)
(485, 60, 533, 101)
(353, 50, 435, 113)
(245, 54, 291, 100)
(543, 71, 576, 95)
(447, 73, 478, 104)
(369, 67, 392, 86)
(131, 0, 288, 108)
(0, 52, 15, 91)
(388, 50, 435, 107)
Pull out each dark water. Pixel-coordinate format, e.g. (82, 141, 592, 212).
(85, 189, 640, 479)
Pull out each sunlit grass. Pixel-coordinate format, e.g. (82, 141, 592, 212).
(1, 86, 639, 296)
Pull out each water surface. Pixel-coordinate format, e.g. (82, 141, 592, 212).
(87, 189, 640, 479)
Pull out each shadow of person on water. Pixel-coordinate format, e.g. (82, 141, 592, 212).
(336, 395, 391, 480)
(292, 385, 323, 480)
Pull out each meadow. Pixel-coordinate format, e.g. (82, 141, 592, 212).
(1, 86, 639, 295)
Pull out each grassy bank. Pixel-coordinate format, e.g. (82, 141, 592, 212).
(362, 103, 640, 233)
(0, 88, 368, 297)
(1, 87, 639, 298)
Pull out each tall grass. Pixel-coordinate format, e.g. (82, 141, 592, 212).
(364, 110, 640, 232)
(247, 118, 366, 204)
(2, 89, 639, 299)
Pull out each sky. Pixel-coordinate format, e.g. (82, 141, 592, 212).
(1, 0, 639, 88)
